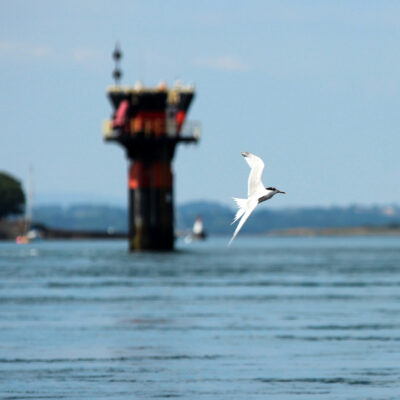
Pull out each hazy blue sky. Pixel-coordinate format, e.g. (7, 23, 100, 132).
(1, 1, 399, 208)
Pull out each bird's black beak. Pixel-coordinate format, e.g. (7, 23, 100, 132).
(278, 190, 286, 194)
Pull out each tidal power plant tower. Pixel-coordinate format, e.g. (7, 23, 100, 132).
(103, 46, 199, 251)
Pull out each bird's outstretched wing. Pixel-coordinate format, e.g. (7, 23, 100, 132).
(228, 198, 258, 246)
(241, 152, 265, 197)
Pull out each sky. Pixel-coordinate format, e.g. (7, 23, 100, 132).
(1, 1, 400, 208)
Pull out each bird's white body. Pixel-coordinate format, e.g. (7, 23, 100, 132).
(229, 152, 285, 245)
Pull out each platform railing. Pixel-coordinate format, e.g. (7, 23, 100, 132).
(103, 119, 201, 141)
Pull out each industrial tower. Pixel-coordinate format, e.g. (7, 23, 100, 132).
(103, 45, 199, 251)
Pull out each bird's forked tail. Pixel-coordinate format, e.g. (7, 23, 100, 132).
(231, 197, 247, 224)
(228, 197, 248, 247)
(229, 197, 258, 246)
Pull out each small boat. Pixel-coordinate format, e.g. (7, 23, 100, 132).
(184, 216, 207, 243)
(192, 216, 207, 240)
(16, 229, 42, 244)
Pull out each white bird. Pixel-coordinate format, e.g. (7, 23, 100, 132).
(229, 152, 286, 245)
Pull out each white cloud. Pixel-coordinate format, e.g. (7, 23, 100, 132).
(73, 48, 104, 64)
(195, 55, 249, 72)
(0, 40, 52, 58)
(0, 40, 105, 67)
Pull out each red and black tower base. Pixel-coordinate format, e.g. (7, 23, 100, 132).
(103, 74, 198, 251)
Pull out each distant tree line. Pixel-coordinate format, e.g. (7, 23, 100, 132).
(31, 201, 400, 234)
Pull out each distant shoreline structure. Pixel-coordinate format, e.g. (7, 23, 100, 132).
(1, 220, 400, 241)
(0, 220, 126, 241)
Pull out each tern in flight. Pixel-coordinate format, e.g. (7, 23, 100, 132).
(229, 152, 286, 245)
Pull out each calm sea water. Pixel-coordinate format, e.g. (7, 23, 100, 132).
(0, 236, 400, 399)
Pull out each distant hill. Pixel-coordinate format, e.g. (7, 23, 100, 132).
(32, 201, 400, 235)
